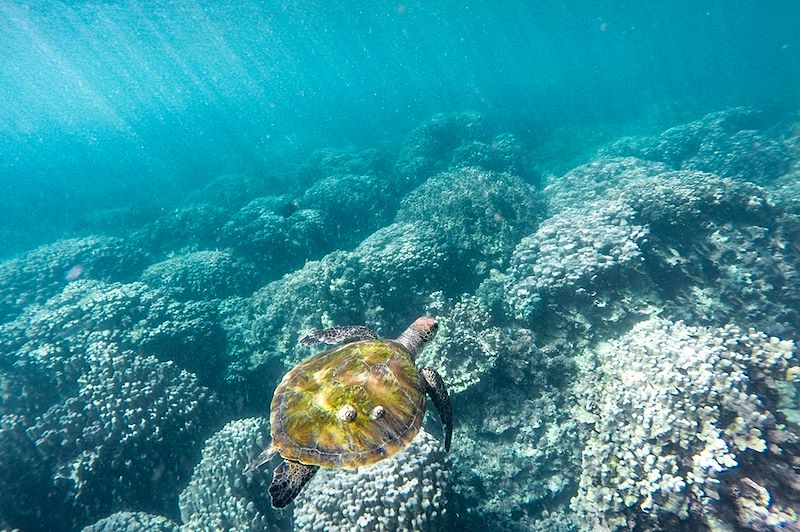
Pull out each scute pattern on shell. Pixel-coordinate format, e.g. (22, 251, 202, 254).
(271, 340, 426, 468)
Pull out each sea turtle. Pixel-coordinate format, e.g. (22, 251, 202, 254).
(245, 316, 452, 508)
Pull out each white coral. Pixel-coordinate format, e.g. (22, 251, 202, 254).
(420, 292, 502, 395)
(293, 429, 450, 532)
(179, 417, 286, 532)
(571, 317, 796, 529)
(507, 199, 648, 319)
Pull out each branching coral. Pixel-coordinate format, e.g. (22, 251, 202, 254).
(505, 199, 651, 325)
(572, 318, 798, 530)
(544, 157, 670, 213)
(508, 166, 800, 339)
(620, 171, 800, 338)
(0, 341, 219, 531)
(179, 417, 288, 531)
(293, 429, 450, 532)
(419, 292, 502, 396)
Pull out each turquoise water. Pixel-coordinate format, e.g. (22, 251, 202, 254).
(2, 1, 798, 254)
(1, 2, 799, 531)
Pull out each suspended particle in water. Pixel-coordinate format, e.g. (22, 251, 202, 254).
(65, 264, 84, 281)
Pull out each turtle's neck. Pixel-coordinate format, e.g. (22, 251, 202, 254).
(396, 327, 425, 360)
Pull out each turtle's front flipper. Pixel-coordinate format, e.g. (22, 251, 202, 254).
(421, 367, 452, 452)
(269, 459, 319, 509)
(300, 325, 377, 346)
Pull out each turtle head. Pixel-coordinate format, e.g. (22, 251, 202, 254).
(397, 316, 439, 359)
(411, 316, 439, 342)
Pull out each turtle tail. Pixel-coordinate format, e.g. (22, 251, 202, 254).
(269, 459, 319, 509)
(243, 445, 276, 474)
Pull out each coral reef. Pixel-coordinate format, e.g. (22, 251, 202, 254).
(71, 203, 163, 238)
(249, 221, 463, 368)
(771, 170, 800, 215)
(420, 292, 503, 396)
(505, 199, 651, 326)
(353, 222, 465, 307)
(83, 511, 180, 532)
(131, 203, 231, 256)
(572, 318, 799, 530)
(619, 169, 772, 230)
(141, 249, 258, 301)
(396, 166, 544, 273)
(248, 250, 357, 367)
(179, 417, 288, 531)
(426, 302, 583, 532)
(296, 147, 391, 187)
(299, 172, 397, 245)
(243, 165, 542, 367)
(508, 167, 800, 341)
(0, 341, 219, 531)
(544, 156, 670, 213)
(451, 132, 531, 178)
(216, 296, 265, 387)
(601, 107, 791, 184)
(0, 235, 147, 323)
(1, 279, 225, 383)
(687, 128, 791, 184)
(292, 429, 450, 532)
(222, 196, 330, 279)
(395, 112, 538, 185)
(3, 107, 800, 531)
(622, 171, 800, 339)
(452, 386, 580, 532)
(394, 111, 490, 181)
(187, 173, 275, 210)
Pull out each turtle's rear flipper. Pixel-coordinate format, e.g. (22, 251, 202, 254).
(421, 367, 453, 452)
(269, 459, 319, 509)
(300, 325, 377, 346)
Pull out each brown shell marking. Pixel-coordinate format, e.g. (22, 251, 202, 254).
(270, 340, 426, 469)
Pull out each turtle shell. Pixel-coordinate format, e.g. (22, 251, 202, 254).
(270, 339, 426, 469)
